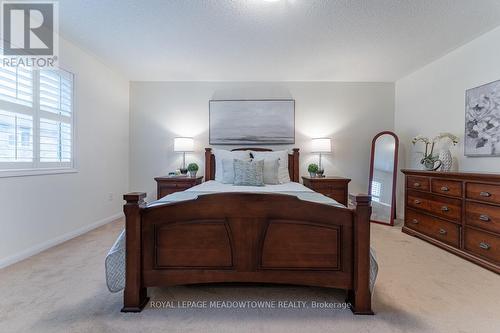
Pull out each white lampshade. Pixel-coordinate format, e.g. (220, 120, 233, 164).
(173, 137, 194, 152)
(311, 138, 331, 153)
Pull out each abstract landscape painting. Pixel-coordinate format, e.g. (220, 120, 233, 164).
(465, 79, 500, 156)
(209, 100, 295, 145)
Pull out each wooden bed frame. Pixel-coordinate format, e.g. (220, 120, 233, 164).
(122, 148, 373, 314)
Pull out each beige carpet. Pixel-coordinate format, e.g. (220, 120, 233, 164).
(0, 219, 499, 333)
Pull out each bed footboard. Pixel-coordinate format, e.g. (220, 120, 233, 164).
(121, 192, 372, 315)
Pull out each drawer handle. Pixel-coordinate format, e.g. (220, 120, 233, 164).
(479, 214, 491, 222)
(480, 191, 491, 197)
(414, 199, 421, 205)
(411, 219, 419, 224)
(441, 186, 449, 192)
(438, 228, 447, 235)
(414, 182, 421, 187)
(479, 242, 491, 250)
(441, 206, 450, 212)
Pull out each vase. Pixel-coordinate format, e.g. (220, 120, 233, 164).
(439, 149, 453, 172)
(423, 159, 442, 171)
(189, 170, 197, 178)
(309, 172, 316, 178)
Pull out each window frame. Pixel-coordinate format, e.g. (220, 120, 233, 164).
(0, 68, 77, 178)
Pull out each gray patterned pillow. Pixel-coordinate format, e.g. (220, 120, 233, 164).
(233, 159, 264, 186)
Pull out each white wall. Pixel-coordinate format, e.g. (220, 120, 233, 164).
(129, 82, 394, 201)
(0, 37, 130, 267)
(395, 26, 500, 215)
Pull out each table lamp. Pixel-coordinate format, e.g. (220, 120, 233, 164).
(311, 138, 331, 177)
(174, 137, 194, 174)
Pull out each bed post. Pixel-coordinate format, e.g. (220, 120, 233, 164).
(350, 194, 374, 315)
(205, 148, 212, 181)
(292, 148, 299, 182)
(121, 192, 149, 313)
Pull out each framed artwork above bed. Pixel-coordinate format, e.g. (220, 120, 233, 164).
(209, 99, 295, 145)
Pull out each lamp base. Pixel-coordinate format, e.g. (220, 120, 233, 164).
(317, 169, 325, 177)
(179, 168, 188, 175)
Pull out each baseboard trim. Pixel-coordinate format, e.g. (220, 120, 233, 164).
(0, 212, 124, 269)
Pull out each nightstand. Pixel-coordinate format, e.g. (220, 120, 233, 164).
(154, 175, 203, 199)
(302, 176, 351, 206)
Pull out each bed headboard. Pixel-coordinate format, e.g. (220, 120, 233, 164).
(204, 148, 300, 182)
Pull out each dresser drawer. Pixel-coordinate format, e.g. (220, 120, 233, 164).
(427, 197, 462, 222)
(464, 227, 500, 264)
(405, 210, 460, 248)
(431, 179, 462, 198)
(407, 176, 430, 191)
(408, 195, 429, 210)
(466, 183, 500, 205)
(466, 202, 500, 234)
(408, 191, 461, 222)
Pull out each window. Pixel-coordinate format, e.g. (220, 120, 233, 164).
(371, 180, 382, 203)
(0, 66, 75, 176)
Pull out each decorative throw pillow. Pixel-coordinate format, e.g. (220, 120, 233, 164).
(221, 158, 251, 184)
(233, 159, 264, 186)
(250, 150, 291, 183)
(253, 158, 280, 185)
(213, 149, 251, 182)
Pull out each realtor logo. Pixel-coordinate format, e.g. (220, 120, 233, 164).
(1, 0, 58, 67)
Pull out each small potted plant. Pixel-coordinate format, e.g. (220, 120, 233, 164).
(308, 163, 319, 177)
(187, 163, 199, 178)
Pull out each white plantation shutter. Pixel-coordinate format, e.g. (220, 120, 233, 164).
(0, 111, 33, 162)
(40, 69, 73, 117)
(0, 66, 33, 107)
(40, 119, 71, 162)
(39, 69, 73, 165)
(0, 67, 75, 175)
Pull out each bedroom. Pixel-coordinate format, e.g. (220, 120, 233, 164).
(0, 1, 499, 332)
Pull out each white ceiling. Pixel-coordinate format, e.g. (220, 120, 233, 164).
(58, 0, 500, 82)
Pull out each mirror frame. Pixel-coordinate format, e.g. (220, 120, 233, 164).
(368, 131, 399, 226)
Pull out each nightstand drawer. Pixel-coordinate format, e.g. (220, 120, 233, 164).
(155, 176, 203, 199)
(301, 176, 350, 206)
(317, 189, 345, 203)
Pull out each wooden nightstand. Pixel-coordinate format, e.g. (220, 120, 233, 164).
(154, 175, 203, 199)
(302, 176, 351, 206)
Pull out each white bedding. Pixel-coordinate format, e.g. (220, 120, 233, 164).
(186, 180, 315, 193)
(149, 180, 343, 208)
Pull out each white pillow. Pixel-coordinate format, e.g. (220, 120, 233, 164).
(221, 158, 251, 184)
(250, 150, 291, 183)
(213, 149, 250, 182)
(253, 158, 280, 185)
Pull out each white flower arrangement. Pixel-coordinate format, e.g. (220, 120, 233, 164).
(412, 133, 459, 169)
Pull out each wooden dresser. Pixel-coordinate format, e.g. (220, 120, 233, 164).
(302, 176, 351, 206)
(402, 170, 500, 274)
